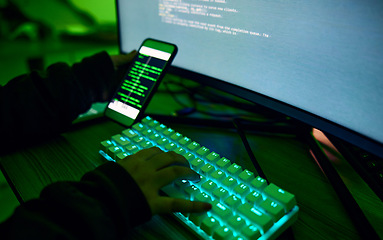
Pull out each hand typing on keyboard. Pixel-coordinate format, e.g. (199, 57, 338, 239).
(100, 116, 299, 239)
(118, 147, 212, 215)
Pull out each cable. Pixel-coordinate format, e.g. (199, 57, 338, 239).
(232, 118, 268, 182)
(164, 80, 245, 118)
(163, 80, 198, 110)
(232, 117, 296, 239)
(162, 77, 284, 119)
(163, 79, 291, 123)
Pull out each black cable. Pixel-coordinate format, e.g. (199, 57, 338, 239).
(163, 81, 197, 110)
(162, 78, 284, 120)
(163, 79, 291, 123)
(232, 118, 269, 182)
(164, 80, 247, 118)
(232, 117, 296, 239)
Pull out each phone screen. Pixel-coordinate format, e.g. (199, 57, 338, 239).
(106, 39, 177, 126)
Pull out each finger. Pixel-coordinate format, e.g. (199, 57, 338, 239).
(121, 50, 137, 63)
(168, 151, 191, 168)
(129, 147, 163, 161)
(153, 197, 212, 215)
(119, 147, 163, 171)
(110, 50, 137, 68)
(154, 166, 200, 187)
(146, 151, 190, 170)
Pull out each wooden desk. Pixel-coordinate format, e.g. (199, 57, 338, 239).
(1, 93, 382, 239)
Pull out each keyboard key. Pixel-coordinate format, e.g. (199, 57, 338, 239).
(213, 226, 234, 240)
(187, 141, 201, 151)
(237, 203, 273, 233)
(259, 198, 285, 222)
(170, 132, 183, 141)
(184, 185, 200, 197)
(224, 195, 241, 208)
(100, 140, 113, 151)
(227, 163, 242, 176)
(163, 128, 175, 136)
(140, 141, 153, 149)
(241, 225, 261, 240)
(233, 183, 251, 198)
(155, 124, 167, 133)
(212, 201, 233, 219)
(227, 215, 246, 229)
(174, 147, 186, 155)
(116, 152, 129, 161)
(245, 191, 262, 205)
(178, 136, 192, 146)
(111, 134, 130, 146)
(147, 119, 160, 128)
(239, 169, 255, 183)
(183, 152, 195, 161)
(141, 116, 152, 124)
(222, 176, 237, 190)
(212, 187, 229, 200)
(232, 237, 247, 240)
(122, 129, 138, 139)
(165, 142, 177, 151)
(196, 146, 210, 157)
(156, 138, 169, 146)
(190, 158, 204, 170)
(206, 152, 220, 162)
(250, 176, 267, 190)
(263, 183, 296, 212)
(125, 144, 139, 154)
(199, 175, 206, 183)
(201, 216, 220, 235)
(210, 170, 226, 181)
(200, 163, 215, 176)
(195, 192, 212, 203)
(148, 133, 161, 141)
(201, 180, 218, 192)
(141, 129, 153, 136)
(133, 136, 145, 144)
(107, 146, 122, 158)
(216, 157, 231, 169)
(132, 123, 147, 132)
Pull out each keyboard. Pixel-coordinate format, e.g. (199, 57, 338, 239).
(99, 116, 299, 240)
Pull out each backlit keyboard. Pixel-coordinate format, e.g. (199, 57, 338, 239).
(99, 116, 299, 240)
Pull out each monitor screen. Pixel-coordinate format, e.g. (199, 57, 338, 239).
(116, 0, 383, 158)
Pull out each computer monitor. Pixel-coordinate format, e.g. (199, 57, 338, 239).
(116, 0, 383, 158)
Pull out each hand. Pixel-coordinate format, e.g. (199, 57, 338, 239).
(110, 50, 137, 69)
(118, 147, 212, 215)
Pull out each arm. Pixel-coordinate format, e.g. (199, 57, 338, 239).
(0, 162, 150, 240)
(0, 51, 135, 151)
(0, 148, 211, 240)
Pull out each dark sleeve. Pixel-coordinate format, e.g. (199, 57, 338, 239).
(0, 51, 118, 151)
(0, 162, 152, 240)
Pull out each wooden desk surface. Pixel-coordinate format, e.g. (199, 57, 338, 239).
(1, 93, 382, 239)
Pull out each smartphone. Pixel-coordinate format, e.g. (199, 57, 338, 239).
(105, 38, 177, 126)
